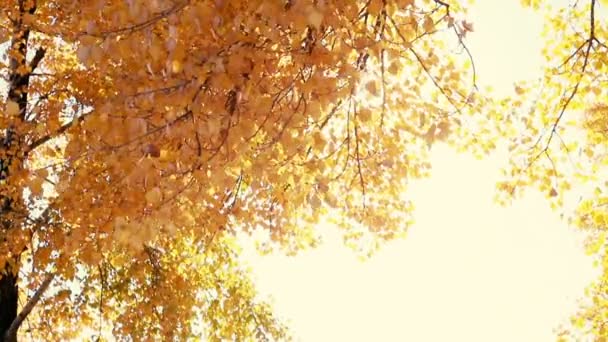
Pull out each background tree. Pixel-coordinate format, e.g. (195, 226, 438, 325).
(0, 0, 479, 340)
(485, 0, 608, 340)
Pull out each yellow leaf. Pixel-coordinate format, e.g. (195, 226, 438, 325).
(307, 8, 323, 29)
(462, 20, 474, 32)
(549, 188, 558, 197)
(76, 45, 91, 64)
(145, 187, 163, 205)
(423, 16, 435, 32)
(397, 0, 415, 8)
(387, 61, 400, 75)
(28, 176, 44, 197)
(5, 100, 19, 116)
(358, 108, 372, 122)
(312, 131, 325, 150)
(366, 80, 378, 96)
(171, 59, 183, 74)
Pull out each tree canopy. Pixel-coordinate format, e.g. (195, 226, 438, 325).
(0, 0, 607, 340)
(493, 0, 608, 340)
(0, 0, 481, 340)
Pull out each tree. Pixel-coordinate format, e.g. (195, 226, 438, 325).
(486, 0, 608, 340)
(0, 0, 479, 340)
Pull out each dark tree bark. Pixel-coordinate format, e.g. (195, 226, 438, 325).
(0, 273, 18, 342)
(0, 1, 42, 341)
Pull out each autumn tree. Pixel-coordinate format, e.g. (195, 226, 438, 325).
(483, 0, 608, 340)
(0, 0, 480, 340)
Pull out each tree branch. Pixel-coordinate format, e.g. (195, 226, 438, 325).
(25, 112, 91, 157)
(4, 273, 55, 342)
(29, 48, 46, 72)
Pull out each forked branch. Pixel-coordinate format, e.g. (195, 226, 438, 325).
(4, 273, 55, 342)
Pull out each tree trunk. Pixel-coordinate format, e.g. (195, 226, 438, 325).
(0, 271, 18, 342)
(0, 1, 41, 340)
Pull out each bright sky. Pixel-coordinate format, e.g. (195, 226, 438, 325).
(241, 1, 598, 341)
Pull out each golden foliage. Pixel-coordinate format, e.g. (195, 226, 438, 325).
(488, 0, 608, 340)
(0, 0, 478, 339)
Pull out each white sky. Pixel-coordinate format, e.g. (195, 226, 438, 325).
(241, 1, 598, 341)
